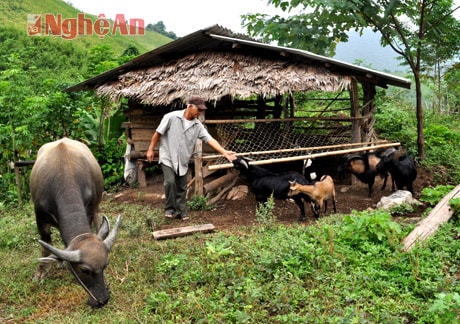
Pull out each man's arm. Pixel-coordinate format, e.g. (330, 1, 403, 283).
(146, 131, 161, 162)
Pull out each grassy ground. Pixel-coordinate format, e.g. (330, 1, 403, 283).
(1, 199, 459, 323)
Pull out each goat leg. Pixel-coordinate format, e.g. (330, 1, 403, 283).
(380, 173, 388, 191)
(293, 196, 306, 222)
(310, 202, 320, 219)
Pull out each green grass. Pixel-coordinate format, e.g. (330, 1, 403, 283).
(1, 200, 459, 323)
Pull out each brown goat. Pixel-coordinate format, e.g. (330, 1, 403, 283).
(288, 175, 337, 219)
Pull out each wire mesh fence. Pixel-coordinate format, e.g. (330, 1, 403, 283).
(201, 117, 399, 170)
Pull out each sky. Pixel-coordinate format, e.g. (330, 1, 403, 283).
(67, 0, 285, 37)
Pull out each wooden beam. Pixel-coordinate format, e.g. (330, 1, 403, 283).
(402, 184, 460, 252)
(349, 78, 361, 143)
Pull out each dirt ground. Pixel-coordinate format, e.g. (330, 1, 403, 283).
(109, 166, 432, 232)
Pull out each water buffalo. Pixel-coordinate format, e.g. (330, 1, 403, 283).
(30, 138, 121, 308)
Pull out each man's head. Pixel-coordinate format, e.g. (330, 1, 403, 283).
(187, 96, 207, 110)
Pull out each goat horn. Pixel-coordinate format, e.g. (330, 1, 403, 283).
(239, 158, 249, 169)
(38, 240, 81, 263)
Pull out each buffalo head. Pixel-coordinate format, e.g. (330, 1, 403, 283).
(38, 215, 121, 308)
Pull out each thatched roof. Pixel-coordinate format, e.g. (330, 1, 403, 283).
(97, 51, 351, 105)
(66, 25, 411, 106)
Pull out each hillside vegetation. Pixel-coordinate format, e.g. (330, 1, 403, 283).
(0, 0, 172, 55)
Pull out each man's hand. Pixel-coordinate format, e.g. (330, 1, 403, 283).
(146, 149, 154, 162)
(223, 150, 237, 162)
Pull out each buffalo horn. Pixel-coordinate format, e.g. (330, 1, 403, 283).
(38, 240, 81, 263)
(103, 215, 121, 251)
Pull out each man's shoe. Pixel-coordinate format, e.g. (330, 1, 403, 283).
(164, 211, 174, 218)
(177, 214, 189, 221)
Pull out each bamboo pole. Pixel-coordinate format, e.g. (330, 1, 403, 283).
(207, 142, 401, 170)
(203, 140, 394, 161)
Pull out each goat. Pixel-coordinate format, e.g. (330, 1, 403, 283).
(376, 152, 417, 194)
(233, 157, 312, 221)
(288, 175, 337, 219)
(337, 147, 398, 197)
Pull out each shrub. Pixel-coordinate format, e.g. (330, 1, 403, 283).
(255, 194, 277, 225)
(419, 185, 455, 207)
(338, 209, 403, 250)
(187, 195, 214, 210)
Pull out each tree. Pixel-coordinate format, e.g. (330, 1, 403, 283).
(243, 0, 460, 159)
(146, 21, 177, 39)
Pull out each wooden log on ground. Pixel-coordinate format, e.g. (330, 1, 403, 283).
(402, 184, 460, 252)
(208, 177, 238, 205)
(203, 169, 239, 194)
(152, 223, 215, 240)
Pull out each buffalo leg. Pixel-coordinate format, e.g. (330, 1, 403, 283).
(34, 211, 54, 280)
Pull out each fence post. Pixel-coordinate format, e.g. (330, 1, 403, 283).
(14, 164, 23, 206)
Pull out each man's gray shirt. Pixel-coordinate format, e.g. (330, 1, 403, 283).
(156, 109, 213, 176)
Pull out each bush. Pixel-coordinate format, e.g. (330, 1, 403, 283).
(338, 209, 402, 251)
(419, 185, 455, 207)
(256, 194, 277, 225)
(187, 195, 214, 211)
(92, 139, 125, 191)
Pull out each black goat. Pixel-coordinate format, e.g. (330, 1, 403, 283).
(303, 158, 326, 182)
(376, 152, 417, 194)
(233, 157, 312, 221)
(337, 148, 397, 197)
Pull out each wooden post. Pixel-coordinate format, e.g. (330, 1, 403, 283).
(362, 84, 377, 142)
(137, 160, 147, 187)
(14, 165, 23, 206)
(12, 161, 34, 206)
(289, 94, 295, 118)
(349, 78, 361, 143)
(194, 139, 204, 196)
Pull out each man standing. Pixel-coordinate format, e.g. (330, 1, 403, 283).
(146, 96, 236, 220)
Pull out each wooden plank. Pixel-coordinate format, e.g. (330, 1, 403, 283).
(134, 141, 151, 151)
(131, 128, 155, 141)
(153, 223, 215, 240)
(402, 184, 460, 252)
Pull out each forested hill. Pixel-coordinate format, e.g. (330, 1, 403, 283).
(0, 1, 173, 170)
(0, 0, 172, 55)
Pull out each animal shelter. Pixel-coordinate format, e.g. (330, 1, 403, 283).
(67, 25, 410, 199)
